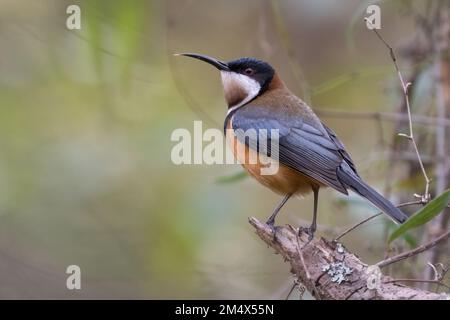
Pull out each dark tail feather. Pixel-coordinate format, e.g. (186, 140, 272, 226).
(337, 166, 408, 224)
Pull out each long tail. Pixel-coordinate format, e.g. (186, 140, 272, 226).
(337, 165, 408, 224)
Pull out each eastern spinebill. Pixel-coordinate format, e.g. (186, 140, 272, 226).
(176, 53, 408, 239)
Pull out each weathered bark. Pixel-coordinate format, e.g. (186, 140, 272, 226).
(249, 217, 450, 300)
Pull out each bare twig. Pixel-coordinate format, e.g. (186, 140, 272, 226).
(383, 278, 450, 290)
(377, 229, 450, 269)
(426, 262, 450, 292)
(315, 108, 450, 127)
(167, 56, 219, 127)
(269, 0, 311, 103)
(366, 19, 432, 203)
(428, 262, 440, 280)
(437, 263, 450, 280)
(385, 262, 450, 292)
(334, 201, 422, 241)
(165, 5, 219, 127)
(335, 213, 383, 242)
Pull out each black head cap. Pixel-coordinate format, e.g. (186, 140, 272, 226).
(175, 53, 276, 96)
(227, 57, 275, 93)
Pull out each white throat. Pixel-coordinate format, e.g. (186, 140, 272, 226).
(220, 71, 261, 115)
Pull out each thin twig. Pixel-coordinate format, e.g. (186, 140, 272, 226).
(269, 0, 311, 103)
(428, 262, 440, 281)
(335, 212, 383, 242)
(285, 281, 297, 300)
(383, 278, 450, 290)
(377, 229, 450, 268)
(292, 217, 341, 235)
(315, 108, 450, 127)
(334, 201, 422, 241)
(426, 262, 450, 292)
(439, 263, 450, 279)
(366, 18, 432, 203)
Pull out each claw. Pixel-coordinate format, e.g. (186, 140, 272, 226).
(266, 218, 275, 227)
(298, 226, 315, 247)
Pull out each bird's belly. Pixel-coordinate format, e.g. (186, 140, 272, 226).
(226, 123, 322, 196)
(246, 160, 317, 196)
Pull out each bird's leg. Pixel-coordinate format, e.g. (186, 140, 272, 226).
(299, 186, 319, 242)
(266, 193, 292, 227)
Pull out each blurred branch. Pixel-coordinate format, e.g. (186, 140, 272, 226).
(387, 262, 450, 291)
(165, 4, 219, 127)
(334, 201, 423, 242)
(422, 1, 450, 284)
(249, 217, 449, 299)
(383, 278, 450, 290)
(367, 19, 432, 204)
(269, 0, 311, 103)
(167, 52, 219, 128)
(315, 108, 450, 127)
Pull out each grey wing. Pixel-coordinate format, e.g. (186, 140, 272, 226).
(231, 105, 348, 194)
(322, 124, 359, 177)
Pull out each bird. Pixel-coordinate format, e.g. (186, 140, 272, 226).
(176, 53, 408, 240)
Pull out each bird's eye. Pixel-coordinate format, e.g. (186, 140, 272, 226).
(244, 68, 254, 75)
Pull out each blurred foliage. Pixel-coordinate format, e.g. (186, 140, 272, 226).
(215, 171, 248, 184)
(389, 190, 450, 244)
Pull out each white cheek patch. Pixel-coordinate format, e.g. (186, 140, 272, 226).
(221, 71, 261, 114)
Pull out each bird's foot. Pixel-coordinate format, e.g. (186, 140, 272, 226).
(298, 226, 315, 246)
(266, 217, 275, 227)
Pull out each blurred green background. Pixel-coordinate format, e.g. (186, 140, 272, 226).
(0, 0, 431, 298)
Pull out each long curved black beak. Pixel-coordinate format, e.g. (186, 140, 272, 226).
(174, 53, 230, 71)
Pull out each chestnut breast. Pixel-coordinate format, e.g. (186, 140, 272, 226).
(226, 117, 322, 196)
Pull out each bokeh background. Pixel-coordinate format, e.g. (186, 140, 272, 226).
(0, 0, 447, 299)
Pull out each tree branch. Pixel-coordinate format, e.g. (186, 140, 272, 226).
(377, 229, 450, 269)
(249, 217, 449, 300)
